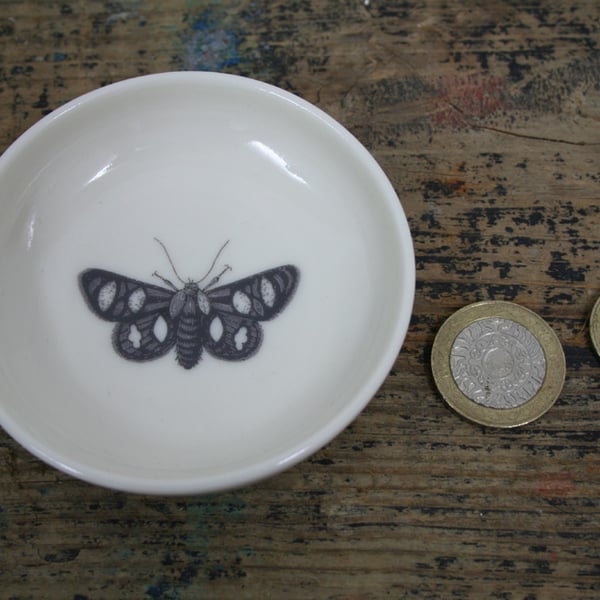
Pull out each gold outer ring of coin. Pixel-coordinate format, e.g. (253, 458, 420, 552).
(431, 301, 565, 428)
(589, 296, 600, 357)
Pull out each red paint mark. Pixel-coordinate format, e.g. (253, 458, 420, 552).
(537, 472, 575, 498)
(550, 552, 558, 561)
(434, 75, 509, 127)
(444, 177, 468, 194)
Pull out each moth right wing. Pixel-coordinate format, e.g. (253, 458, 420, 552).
(206, 265, 299, 321)
(80, 268, 174, 322)
(202, 313, 263, 361)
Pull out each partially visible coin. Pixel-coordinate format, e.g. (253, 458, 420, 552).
(589, 296, 600, 358)
(431, 301, 565, 428)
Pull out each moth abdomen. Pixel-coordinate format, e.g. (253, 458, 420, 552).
(175, 314, 203, 370)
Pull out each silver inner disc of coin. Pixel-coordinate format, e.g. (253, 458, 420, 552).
(450, 317, 546, 409)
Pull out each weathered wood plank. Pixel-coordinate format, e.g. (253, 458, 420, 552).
(1, 1, 600, 598)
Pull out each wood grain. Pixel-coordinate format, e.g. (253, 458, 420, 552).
(1, 1, 599, 598)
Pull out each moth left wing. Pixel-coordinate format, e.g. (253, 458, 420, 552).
(206, 265, 299, 321)
(113, 312, 176, 361)
(80, 268, 174, 323)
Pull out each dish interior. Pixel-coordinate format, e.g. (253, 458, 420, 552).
(0, 73, 414, 492)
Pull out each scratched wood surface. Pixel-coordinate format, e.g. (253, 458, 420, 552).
(1, 1, 599, 598)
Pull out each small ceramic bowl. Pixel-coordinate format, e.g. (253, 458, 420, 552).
(0, 72, 414, 494)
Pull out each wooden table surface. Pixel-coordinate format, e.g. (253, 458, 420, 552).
(1, 1, 599, 598)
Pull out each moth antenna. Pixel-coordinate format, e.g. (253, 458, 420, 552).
(203, 264, 232, 291)
(152, 270, 178, 291)
(197, 240, 230, 284)
(154, 237, 185, 284)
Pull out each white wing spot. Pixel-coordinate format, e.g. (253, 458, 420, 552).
(128, 288, 146, 313)
(209, 316, 224, 342)
(128, 324, 142, 349)
(153, 315, 168, 342)
(197, 291, 210, 315)
(98, 281, 117, 311)
(234, 326, 248, 350)
(260, 277, 276, 307)
(233, 290, 252, 314)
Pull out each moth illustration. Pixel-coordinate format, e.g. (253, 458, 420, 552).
(79, 240, 299, 369)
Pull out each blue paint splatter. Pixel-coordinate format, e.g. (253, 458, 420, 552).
(187, 495, 247, 519)
(239, 545, 255, 557)
(181, 12, 241, 71)
(191, 17, 211, 32)
(53, 52, 68, 62)
(184, 28, 240, 71)
(145, 566, 198, 599)
(144, 495, 247, 597)
(146, 579, 172, 599)
(117, 548, 133, 560)
(44, 548, 80, 563)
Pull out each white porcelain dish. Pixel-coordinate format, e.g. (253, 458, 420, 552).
(0, 72, 414, 495)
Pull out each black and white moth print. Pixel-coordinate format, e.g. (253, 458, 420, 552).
(79, 262, 299, 370)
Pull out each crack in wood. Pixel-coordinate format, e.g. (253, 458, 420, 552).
(445, 100, 600, 146)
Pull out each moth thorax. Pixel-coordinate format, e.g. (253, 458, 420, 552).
(197, 290, 210, 315)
